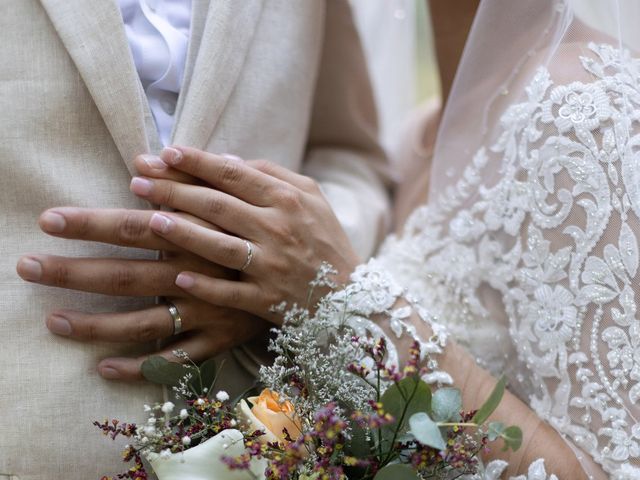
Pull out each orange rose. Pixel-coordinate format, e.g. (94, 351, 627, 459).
(238, 389, 302, 443)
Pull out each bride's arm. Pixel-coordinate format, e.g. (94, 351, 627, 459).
(384, 311, 599, 479)
(130, 147, 602, 478)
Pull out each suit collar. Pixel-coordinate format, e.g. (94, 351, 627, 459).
(41, 0, 265, 168)
(40, 0, 158, 174)
(171, 0, 265, 149)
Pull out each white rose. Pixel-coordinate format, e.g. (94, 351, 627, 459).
(149, 429, 266, 480)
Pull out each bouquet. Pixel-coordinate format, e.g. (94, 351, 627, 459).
(97, 266, 521, 480)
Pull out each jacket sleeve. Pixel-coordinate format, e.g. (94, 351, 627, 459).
(302, 0, 393, 260)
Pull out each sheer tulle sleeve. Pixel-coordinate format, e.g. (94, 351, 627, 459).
(325, 42, 640, 479)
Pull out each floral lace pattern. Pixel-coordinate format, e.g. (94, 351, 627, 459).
(350, 43, 640, 477)
(462, 459, 558, 480)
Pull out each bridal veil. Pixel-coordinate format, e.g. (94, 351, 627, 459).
(368, 0, 640, 477)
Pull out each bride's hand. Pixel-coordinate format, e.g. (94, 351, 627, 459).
(130, 146, 361, 322)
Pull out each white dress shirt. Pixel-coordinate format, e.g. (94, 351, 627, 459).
(118, 0, 192, 145)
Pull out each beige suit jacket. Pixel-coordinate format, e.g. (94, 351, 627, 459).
(0, 1, 390, 478)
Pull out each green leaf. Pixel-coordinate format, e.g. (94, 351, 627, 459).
(408, 412, 446, 451)
(141, 356, 195, 388)
(374, 464, 420, 480)
(472, 376, 506, 424)
(198, 358, 218, 394)
(500, 425, 523, 452)
(345, 420, 371, 459)
(487, 421, 505, 441)
(431, 388, 462, 422)
(380, 377, 432, 450)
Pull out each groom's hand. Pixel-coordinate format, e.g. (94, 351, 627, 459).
(16, 207, 269, 381)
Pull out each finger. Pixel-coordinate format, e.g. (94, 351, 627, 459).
(149, 213, 261, 272)
(96, 335, 215, 381)
(46, 304, 177, 343)
(160, 146, 289, 206)
(130, 177, 263, 237)
(134, 153, 202, 184)
(175, 272, 269, 318)
(97, 318, 268, 381)
(45, 300, 213, 343)
(17, 255, 185, 297)
(246, 159, 321, 193)
(38, 207, 178, 250)
(39, 208, 220, 249)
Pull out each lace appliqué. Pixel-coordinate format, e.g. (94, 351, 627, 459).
(461, 459, 558, 480)
(324, 258, 452, 385)
(373, 43, 640, 477)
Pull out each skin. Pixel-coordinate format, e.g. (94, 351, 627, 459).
(132, 146, 589, 478)
(17, 143, 594, 477)
(429, 0, 480, 106)
(16, 147, 359, 380)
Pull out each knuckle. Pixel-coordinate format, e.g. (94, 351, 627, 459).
(189, 153, 206, 178)
(133, 316, 159, 343)
(74, 212, 91, 236)
(51, 261, 70, 287)
(162, 182, 177, 206)
(250, 159, 274, 174)
(226, 288, 241, 306)
(220, 160, 243, 185)
(86, 320, 99, 341)
(158, 181, 177, 207)
(219, 241, 238, 263)
(300, 176, 319, 193)
(203, 194, 225, 218)
(110, 266, 136, 294)
(275, 188, 302, 209)
(115, 212, 147, 245)
(178, 224, 197, 247)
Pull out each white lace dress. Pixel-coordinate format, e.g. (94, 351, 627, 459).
(333, 44, 640, 479)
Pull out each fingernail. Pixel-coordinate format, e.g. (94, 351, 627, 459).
(221, 153, 243, 162)
(39, 211, 66, 233)
(99, 366, 121, 380)
(176, 273, 195, 289)
(161, 147, 182, 166)
(149, 213, 174, 234)
(17, 257, 43, 281)
(141, 154, 167, 170)
(47, 314, 72, 336)
(130, 177, 154, 196)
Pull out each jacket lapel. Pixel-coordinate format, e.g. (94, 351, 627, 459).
(171, 0, 265, 149)
(40, 0, 157, 174)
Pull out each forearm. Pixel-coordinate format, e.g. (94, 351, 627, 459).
(384, 311, 595, 479)
(304, 150, 390, 259)
(428, 0, 479, 105)
(303, 0, 392, 259)
(444, 342, 590, 478)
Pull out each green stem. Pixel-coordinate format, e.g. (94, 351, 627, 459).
(437, 422, 478, 428)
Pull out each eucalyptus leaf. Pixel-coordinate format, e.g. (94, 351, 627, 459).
(379, 377, 432, 451)
(487, 421, 505, 441)
(373, 464, 420, 480)
(500, 425, 523, 451)
(431, 387, 462, 422)
(409, 412, 446, 451)
(141, 356, 195, 388)
(472, 375, 506, 424)
(199, 358, 218, 394)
